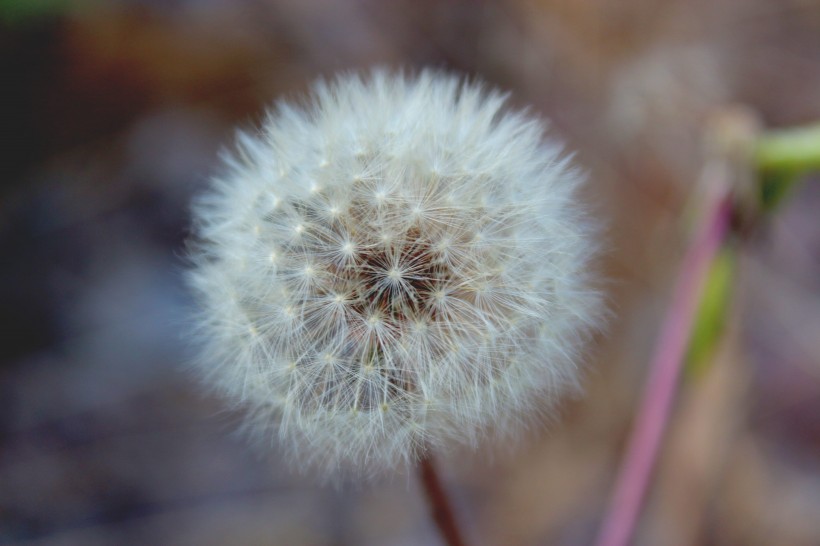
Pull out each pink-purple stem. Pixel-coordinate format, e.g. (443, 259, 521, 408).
(594, 188, 733, 546)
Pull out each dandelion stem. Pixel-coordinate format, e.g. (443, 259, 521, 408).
(594, 178, 733, 546)
(418, 454, 468, 546)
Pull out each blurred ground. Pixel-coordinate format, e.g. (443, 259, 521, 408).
(1, 1, 820, 545)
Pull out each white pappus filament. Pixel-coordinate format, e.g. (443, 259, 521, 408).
(187, 69, 602, 478)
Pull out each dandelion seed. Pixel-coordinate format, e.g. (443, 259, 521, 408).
(187, 69, 602, 478)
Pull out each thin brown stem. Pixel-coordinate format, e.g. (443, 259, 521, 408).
(418, 454, 469, 546)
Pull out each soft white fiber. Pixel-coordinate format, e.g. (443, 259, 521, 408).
(187, 69, 601, 478)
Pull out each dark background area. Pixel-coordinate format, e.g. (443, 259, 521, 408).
(1, 1, 819, 544)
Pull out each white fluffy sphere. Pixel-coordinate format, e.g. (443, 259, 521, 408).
(187, 70, 601, 477)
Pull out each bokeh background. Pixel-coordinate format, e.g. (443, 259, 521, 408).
(2, 1, 820, 545)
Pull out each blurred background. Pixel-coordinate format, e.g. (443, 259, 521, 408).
(1, 1, 819, 545)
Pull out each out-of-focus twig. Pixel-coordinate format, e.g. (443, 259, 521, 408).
(594, 143, 735, 546)
(756, 123, 820, 210)
(756, 123, 820, 174)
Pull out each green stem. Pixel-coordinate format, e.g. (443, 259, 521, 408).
(755, 123, 820, 210)
(755, 123, 820, 173)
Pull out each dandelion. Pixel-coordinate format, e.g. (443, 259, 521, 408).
(187, 69, 601, 479)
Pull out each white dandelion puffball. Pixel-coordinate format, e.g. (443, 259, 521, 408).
(188, 70, 601, 477)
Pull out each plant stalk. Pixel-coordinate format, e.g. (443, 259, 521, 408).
(594, 180, 733, 546)
(418, 454, 468, 546)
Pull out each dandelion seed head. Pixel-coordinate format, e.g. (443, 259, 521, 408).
(187, 69, 602, 478)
